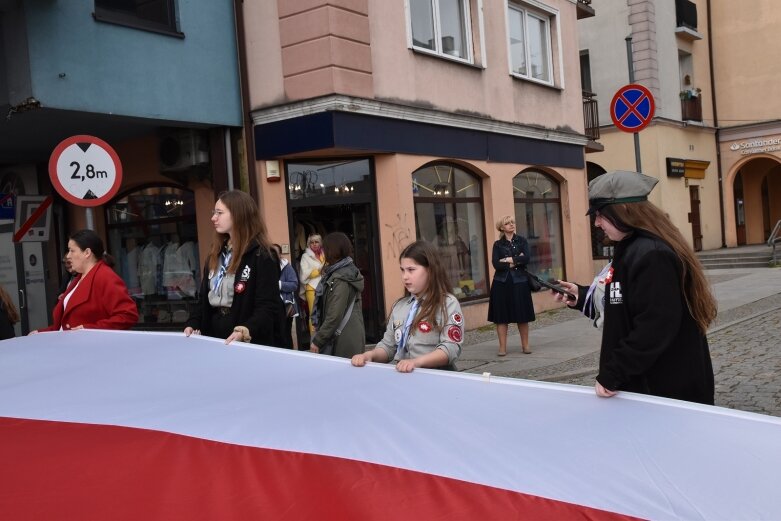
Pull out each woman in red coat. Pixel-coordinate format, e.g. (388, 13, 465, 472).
(34, 229, 138, 332)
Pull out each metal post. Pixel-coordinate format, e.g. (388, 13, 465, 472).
(626, 35, 642, 173)
(85, 208, 94, 230)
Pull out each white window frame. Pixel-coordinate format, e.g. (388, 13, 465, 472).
(504, 0, 560, 87)
(405, 0, 476, 65)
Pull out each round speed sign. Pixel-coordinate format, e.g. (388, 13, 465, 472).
(48, 135, 123, 207)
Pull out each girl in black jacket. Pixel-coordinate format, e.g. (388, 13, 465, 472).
(184, 190, 285, 347)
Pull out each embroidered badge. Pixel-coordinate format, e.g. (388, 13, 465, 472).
(240, 265, 251, 282)
(451, 312, 463, 325)
(235, 282, 246, 294)
(393, 320, 402, 328)
(418, 321, 432, 333)
(394, 328, 403, 343)
(609, 281, 623, 305)
(447, 325, 462, 343)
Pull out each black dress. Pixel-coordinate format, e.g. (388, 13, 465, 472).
(487, 235, 536, 324)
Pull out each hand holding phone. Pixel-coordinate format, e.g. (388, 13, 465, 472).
(533, 276, 576, 301)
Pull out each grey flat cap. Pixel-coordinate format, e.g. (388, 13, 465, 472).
(587, 170, 658, 215)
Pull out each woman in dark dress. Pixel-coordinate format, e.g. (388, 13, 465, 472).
(487, 215, 535, 356)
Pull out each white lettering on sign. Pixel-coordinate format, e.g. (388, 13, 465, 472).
(729, 138, 781, 156)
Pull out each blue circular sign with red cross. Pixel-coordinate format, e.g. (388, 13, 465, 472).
(610, 84, 656, 133)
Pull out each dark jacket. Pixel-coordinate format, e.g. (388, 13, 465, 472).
(576, 231, 714, 405)
(311, 261, 365, 358)
(187, 241, 285, 348)
(491, 235, 531, 284)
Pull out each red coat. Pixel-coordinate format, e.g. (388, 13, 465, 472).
(40, 261, 138, 331)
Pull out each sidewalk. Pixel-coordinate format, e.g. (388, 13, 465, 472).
(458, 266, 781, 382)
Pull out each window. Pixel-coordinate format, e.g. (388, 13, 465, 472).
(409, 0, 473, 62)
(105, 185, 199, 328)
(507, 2, 554, 84)
(412, 163, 487, 301)
(94, 0, 181, 37)
(513, 170, 565, 279)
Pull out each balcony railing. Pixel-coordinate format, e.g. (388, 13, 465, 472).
(681, 96, 702, 122)
(583, 91, 600, 140)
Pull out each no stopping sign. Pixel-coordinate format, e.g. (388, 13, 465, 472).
(48, 135, 123, 207)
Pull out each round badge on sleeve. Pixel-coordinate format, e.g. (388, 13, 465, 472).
(451, 312, 463, 325)
(447, 325, 463, 343)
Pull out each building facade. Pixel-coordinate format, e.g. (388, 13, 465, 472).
(0, 0, 242, 334)
(242, 0, 598, 340)
(709, 2, 781, 247)
(579, 0, 721, 266)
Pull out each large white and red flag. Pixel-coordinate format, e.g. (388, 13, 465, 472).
(1, 330, 780, 520)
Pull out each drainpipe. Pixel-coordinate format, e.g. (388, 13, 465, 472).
(233, 0, 258, 199)
(706, 0, 726, 247)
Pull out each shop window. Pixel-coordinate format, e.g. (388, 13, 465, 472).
(513, 170, 565, 280)
(412, 163, 487, 301)
(507, 1, 557, 85)
(287, 159, 372, 203)
(106, 185, 199, 328)
(94, 0, 182, 37)
(408, 0, 475, 63)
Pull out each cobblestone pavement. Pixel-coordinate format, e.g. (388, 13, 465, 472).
(462, 281, 781, 418)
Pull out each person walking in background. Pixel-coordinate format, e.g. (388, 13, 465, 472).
(309, 232, 365, 358)
(58, 254, 75, 296)
(0, 284, 19, 340)
(487, 215, 535, 356)
(351, 240, 463, 372)
(553, 171, 716, 405)
(299, 234, 325, 335)
(273, 243, 299, 349)
(32, 229, 138, 332)
(184, 190, 285, 347)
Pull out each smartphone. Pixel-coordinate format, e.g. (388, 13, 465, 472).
(531, 276, 576, 301)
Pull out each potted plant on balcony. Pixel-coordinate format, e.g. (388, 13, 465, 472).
(679, 87, 702, 100)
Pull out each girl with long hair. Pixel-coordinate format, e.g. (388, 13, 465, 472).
(299, 234, 325, 334)
(33, 229, 138, 332)
(554, 171, 717, 404)
(184, 190, 285, 347)
(351, 240, 463, 372)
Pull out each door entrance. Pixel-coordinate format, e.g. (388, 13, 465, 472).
(291, 204, 383, 344)
(688, 186, 702, 251)
(286, 158, 384, 346)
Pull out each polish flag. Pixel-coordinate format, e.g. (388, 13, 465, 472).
(1, 331, 779, 520)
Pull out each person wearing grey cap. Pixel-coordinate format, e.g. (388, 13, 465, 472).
(552, 171, 717, 405)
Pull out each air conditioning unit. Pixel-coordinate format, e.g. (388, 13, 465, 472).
(159, 130, 210, 172)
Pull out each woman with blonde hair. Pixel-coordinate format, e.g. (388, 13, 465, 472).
(487, 215, 535, 356)
(299, 233, 325, 334)
(185, 190, 285, 347)
(554, 171, 716, 404)
(0, 284, 19, 340)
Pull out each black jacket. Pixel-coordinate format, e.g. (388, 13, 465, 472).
(187, 241, 285, 347)
(491, 235, 530, 284)
(0, 301, 15, 340)
(577, 231, 714, 404)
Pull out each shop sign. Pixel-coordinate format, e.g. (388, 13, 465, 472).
(729, 137, 781, 156)
(666, 157, 686, 178)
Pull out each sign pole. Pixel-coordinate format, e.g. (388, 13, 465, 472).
(626, 35, 642, 173)
(85, 208, 94, 231)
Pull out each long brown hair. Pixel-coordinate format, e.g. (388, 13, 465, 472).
(207, 190, 272, 274)
(0, 285, 19, 325)
(399, 240, 451, 333)
(600, 202, 717, 333)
